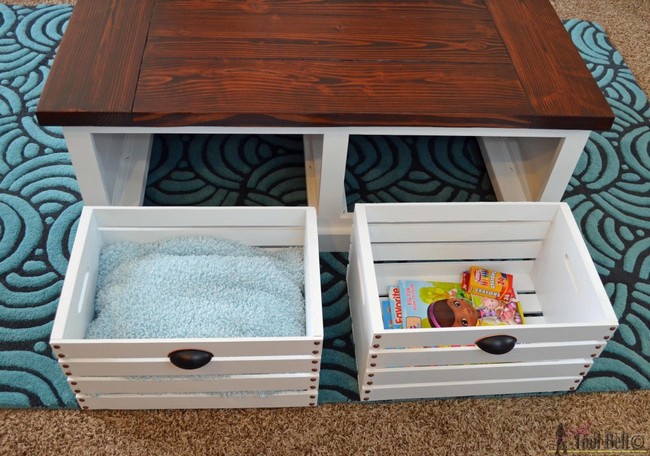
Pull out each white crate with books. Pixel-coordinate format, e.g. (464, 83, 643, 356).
(347, 202, 618, 402)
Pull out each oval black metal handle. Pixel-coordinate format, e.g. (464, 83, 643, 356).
(475, 335, 517, 355)
(168, 349, 213, 370)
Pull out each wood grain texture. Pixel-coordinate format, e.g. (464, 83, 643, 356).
(37, 0, 612, 130)
(484, 0, 614, 130)
(36, 0, 155, 126)
(153, 0, 491, 19)
(145, 13, 509, 63)
(133, 59, 533, 127)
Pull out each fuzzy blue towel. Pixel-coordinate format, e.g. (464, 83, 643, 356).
(85, 237, 305, 339)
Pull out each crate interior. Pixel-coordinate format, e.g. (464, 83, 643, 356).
(362, 203, 613, 330)
(57, 208, 321, 341)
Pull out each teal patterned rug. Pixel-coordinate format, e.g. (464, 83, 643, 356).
(1, 4, 649, 408)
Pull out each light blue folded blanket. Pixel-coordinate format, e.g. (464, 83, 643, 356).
(85, 237, 305, 339)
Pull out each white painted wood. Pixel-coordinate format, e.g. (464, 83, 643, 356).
(363, 377, 582, 401)
(375, 323, 612, 348)
(479, 132, 590, 202)
(347, 247, 374, 371)
(69, 373, 314, 394)
(63, 356, 318, 377)
(479, 136, 530, 201)
(360, 201, 561, 224)
(303, 134, 322, 209)
(50, 206, 324, 350)
(51, 211, 101, 341)
(532, 206, 618, 325)
(62, 129, 111, 205)
(78, 391, 314, 410)
(90, 206, 310, 228)
(51, 206, 323, 408)
(54, 339, 323, 359)
(316, 132, 349, 221)
(535, 132, 591, 201)
(93, 134, 153, 205)
(64, 123, 586, 251)
(367, 221, 551, 243)
(366, 359, 591, 385)
(347, 202, 617, 401)
(303, 208, 324, 338)
(96, 226, 306, 246)
(63, 130, 153, 206)
(367, 341, 602, 369)
(373, 260, 536, 293)
(371, 240, 544, 262)
(64, 125, 587, 138)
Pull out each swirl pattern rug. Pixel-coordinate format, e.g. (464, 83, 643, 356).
(0, 4, 648, 407)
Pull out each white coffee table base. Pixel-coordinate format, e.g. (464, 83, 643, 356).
(63, 126, 590, 252)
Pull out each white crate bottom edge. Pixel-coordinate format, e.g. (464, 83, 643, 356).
(361, 376, 582, 402)
(76, 391, 317, 410)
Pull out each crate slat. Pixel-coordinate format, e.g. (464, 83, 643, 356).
(70, 373, 314, 394)
(368, 221, 550, 243)
(369, 341, 603, 368)
(366, 359, 591, 385)
(78, 391, 314, 409)
(371, 240, 543, 262)
(363, 377, 582, 401)
(63, 356, 318, 377)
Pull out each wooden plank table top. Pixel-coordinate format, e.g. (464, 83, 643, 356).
(36, 0, 614, 130)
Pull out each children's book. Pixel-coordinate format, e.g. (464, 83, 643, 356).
(388, 286, 403, 329)
(398, 280, 524, 328)
(380, 299, 395, 330)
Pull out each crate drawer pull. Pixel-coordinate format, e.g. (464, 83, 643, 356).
(168, 349, 213, 370)
(475, 335, 517, 355)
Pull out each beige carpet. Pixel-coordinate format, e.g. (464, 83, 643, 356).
(1, 1, 649, 455)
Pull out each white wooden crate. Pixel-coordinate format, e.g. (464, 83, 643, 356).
(347, 202, 618, 402)
(50, 206, 323, 410)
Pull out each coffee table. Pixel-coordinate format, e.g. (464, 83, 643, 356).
(37, 0, 613, 251)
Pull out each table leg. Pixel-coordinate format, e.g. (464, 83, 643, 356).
(303, 132, 351, 251)
(63, 128, 153, 206)
(478, 130, 590, 201)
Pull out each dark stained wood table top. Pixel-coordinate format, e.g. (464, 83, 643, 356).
(36, 0, 614, 130)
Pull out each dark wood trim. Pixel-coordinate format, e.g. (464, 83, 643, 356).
(36, 0, 156, 126)
(484, 0, 614, 130)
